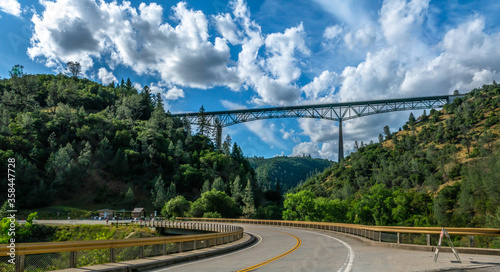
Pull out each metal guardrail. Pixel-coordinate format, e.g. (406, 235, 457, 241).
(178, 218, 500, 246)
(0, 221, 243, 272)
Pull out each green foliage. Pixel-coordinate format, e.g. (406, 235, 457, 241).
(212, 177, 226, 192)
(188, 189, 241, 218)
(151, 175, 166, 210)
(293, 83, 500, 227)
(27, 212, 38, 224)
(161, 196, 191, 219)
(283, 190, 348, 223)
(242, 179, 256, 218)
(0, 73, 255, 210)
(203, 211, 222, 218)
(248, 156, 332, 192)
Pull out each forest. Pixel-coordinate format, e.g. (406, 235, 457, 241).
(248, 156, 332, 192)
(0, 69, 281, 219)
(285, 83, 500, 229)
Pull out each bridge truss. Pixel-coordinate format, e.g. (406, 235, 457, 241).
(172, 95, 455, 162)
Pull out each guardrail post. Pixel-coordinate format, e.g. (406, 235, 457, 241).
(397, 233, 400, 244)
(16, 255, 25, 272)
(193, 240, 197, 250)
(427, 234, 431, 246)
(139, 246, 144, 258)
(69, 251, 77, 268)
(378, 232, 382, 242)
(469, 236, 475, 247)
(179, 242, 183, 252)
(110, 248, 115, 262)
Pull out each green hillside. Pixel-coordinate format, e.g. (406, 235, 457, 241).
(0, 73, 261, 217)
(248, 156, 333, 192)
(287, 83, 500, 229)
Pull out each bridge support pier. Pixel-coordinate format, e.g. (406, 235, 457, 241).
(338, 119, 344, 162)
(215, 125, 222, 150)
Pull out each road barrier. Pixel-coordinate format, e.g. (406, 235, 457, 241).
(0, 221, 243, 272)
(177, 218, 500, 252)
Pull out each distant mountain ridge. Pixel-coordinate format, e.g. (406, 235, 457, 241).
(248, 156, 333, 193)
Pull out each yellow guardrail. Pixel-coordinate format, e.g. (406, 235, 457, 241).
(0, 221, 243, 271)
(177, 217, 500, 245)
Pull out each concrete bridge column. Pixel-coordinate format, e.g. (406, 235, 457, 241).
(338, 119, 343, 162)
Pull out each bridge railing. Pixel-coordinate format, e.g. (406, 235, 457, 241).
(0, 221, 243, 272)
(178, 218, 500, 253)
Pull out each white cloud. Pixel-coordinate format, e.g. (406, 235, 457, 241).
(221, 99, 246, 110)
(313, 0, 372, 28)
(301, 70, 336, 101)
(97, 67, 116, 85)
(0, 0, 21, 17)
(379, 0, 429, 45)
(163, 87, 185, 100)
(291, 142, 320, 157)
(344, 24, 377, 50)
(28, 0, 240, 88)
(323, 25, 343, 40)
(214, 13, 241, 44)
(233, 0, 308, 106)
(221, 99, 286, 148)
(264, 23, 310, 85)
(280, 127, 295, 140)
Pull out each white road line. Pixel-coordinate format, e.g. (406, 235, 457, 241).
(289, 228, 355, 272)
(151, 232, 263, 271)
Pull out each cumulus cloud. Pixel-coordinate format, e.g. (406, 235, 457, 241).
(0, 0, 21, 17)
(301, 70, 336, 101)
(232, 0, 309, 106)
(28, 0, 312, 107)
(28, 0, 240, 89)
(97, 67, 117, 85)
(214, 13, 241, 44)
(163, 87, 185, 100)
(291, 142, 320, 157)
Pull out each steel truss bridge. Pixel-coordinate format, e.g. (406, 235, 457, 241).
(172, 95, 459, 162)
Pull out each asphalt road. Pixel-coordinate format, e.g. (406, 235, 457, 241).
(32, 220, 500, 271)
(146, 224, 500, 272)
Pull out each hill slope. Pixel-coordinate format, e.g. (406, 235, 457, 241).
(0, 74, 256, 212)
(248, 156, 333, 192)
(290, 83, 500, 228)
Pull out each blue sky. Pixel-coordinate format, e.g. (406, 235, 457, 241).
(1, 0, 500, 160)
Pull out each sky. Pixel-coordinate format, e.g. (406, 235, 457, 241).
(1, 0, 500, 161)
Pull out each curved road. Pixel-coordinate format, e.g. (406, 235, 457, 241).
(33, 220, 500, 271)
(146, 224, 500, 272)
(150, 224, 353, 272)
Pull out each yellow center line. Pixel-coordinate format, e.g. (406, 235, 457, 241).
(236, 229, 302, 272)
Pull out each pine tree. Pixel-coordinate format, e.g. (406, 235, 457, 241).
(124, 186, 135, 206)
(197, 105, 208, 136)
(212, 177, 226, 192)
(242, 179, 255, 218)
(165, 182, 176, 202)
(383, 125, 391, 140)
(201, 180, 211, 193)
(222, 135, 232, 155)
(125, 78, 132, 90)
(151, 175, 166, 210)
(140, 86, 154, 120)
(408, 112, 416, 127)
(230, 175, 242, 202)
